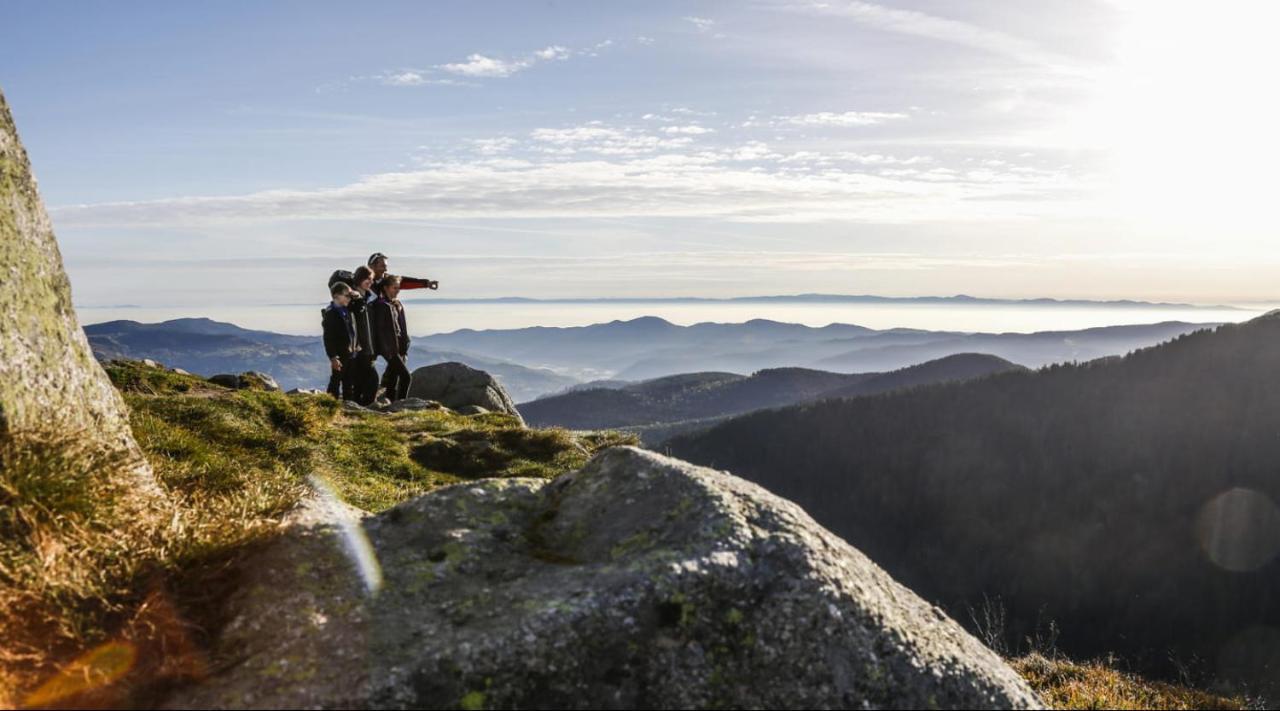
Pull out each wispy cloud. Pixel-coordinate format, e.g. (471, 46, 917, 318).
(661, 125, 716, 135)
(530, 121, 697, 156)
(370, 41, 600, 87)
(439, 45, 567, 78)
(470, 137, 520, 155)
(684, 16, 716, 31)
(783, 1, 1082, 71)
(378, 71, 464, 87)
(776, 110, 909, 127)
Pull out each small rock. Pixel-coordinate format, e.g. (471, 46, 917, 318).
(209, 373, 241, 389)
(406, 362, 524, 425)
(457, 405, 490, 416)
(141, 358, 162, 369)
(382, 397, 443, 413)
(171, 367, 191, 376)
(240, 371, 281, 391)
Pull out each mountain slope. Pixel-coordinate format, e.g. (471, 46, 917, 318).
(668, 316, 1280, 693)
(521, 355, 1023, 437)
(519, 368, 870, 429)
(815, 353, 1025, 401)
(813, 321, 1208, 372)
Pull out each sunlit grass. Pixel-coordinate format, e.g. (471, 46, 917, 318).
(1012, 653, 1252, 710)
(1, 359, 636, 706)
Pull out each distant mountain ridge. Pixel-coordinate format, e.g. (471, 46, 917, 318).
(520, 353, 1025, 445)
(84, 318, 577, 401)
(403, 293, 1240, 310)
(423, 316, 1218, 381)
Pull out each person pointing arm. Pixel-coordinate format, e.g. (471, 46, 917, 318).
(367, 252, 438, 293)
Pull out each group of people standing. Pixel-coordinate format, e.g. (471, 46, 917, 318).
(321, 252, 437, 405)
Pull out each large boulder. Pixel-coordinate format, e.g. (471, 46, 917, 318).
(1, 87, 167, 698)
(406, 361, 524, 424)
(0, 89, 153, 483)
(171, 447, 1039, 709)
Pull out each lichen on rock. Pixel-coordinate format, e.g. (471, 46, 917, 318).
(0, 89, 154, 487)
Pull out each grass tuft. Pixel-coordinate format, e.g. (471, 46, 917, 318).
(0, 428, 170, 707)
(1012, 653, 1252, 710)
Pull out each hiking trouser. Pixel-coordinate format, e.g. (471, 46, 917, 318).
(380, 353, 411, 402)
(352, 354, 379, 405)
(327, 356, 357, 400)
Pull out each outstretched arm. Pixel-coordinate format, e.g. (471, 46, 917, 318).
(398, 276, 438, 290)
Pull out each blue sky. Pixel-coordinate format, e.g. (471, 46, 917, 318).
(4, 0, 1279, 312)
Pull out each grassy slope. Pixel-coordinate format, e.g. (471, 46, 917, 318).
(2, 360, 1252, 708)
(3, 360, 632, 707)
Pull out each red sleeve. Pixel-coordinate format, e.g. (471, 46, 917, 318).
(399, 276, 433, 290)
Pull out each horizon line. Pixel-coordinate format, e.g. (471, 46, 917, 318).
(74, 292, 1250, 311)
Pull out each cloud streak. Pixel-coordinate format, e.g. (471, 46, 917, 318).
(373, 41, 595, 87)
(51, 129, 1092, 228)
(439, 44, 571, 78)
(776, 111, 909, 127)
(784, 0, 1084, 71)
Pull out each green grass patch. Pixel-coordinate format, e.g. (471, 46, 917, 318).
(102, 360, 218, 395)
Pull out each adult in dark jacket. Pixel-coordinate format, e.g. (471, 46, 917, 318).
(321, 282, 359, 400)
(346, 265, 380, 405)
(371, 274, 412, 402)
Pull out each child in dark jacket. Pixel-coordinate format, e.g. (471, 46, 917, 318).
(322, 282, 360, 400)
(346, 265, 380, 405)
(371, 274, 412, 402)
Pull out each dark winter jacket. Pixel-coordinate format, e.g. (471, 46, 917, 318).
(371, 298, 410, 358)
(321, 302, 357, 359)
(348, 292, 376, 358)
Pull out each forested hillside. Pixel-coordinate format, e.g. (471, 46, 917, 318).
(669, 315, 1280, 694)
(522, 354, 1022, 442)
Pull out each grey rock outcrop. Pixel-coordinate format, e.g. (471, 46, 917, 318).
(172, 447, 1039, 709)
(0, 88, 155, 491)
(241, 370, 280, 391)
(380, 397, 443, 413)
(209, 371, 280, 391)
(406, 361, 524, 424)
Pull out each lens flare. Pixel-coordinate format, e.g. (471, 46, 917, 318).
(308, 474, 384, 594)
(22, 642, 136, 707)
(1196, 487, 1280, 572)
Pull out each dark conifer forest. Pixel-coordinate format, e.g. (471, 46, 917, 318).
(669, 314, 1280, 691)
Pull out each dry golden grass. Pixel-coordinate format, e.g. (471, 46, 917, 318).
(1012, 653, 1250, 710)
(0, 430, 173, 708)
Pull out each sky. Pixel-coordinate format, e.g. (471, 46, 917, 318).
(4, 0, 1280, 314)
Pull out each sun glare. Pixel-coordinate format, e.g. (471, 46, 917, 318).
(1101, 1, 1280, 240)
